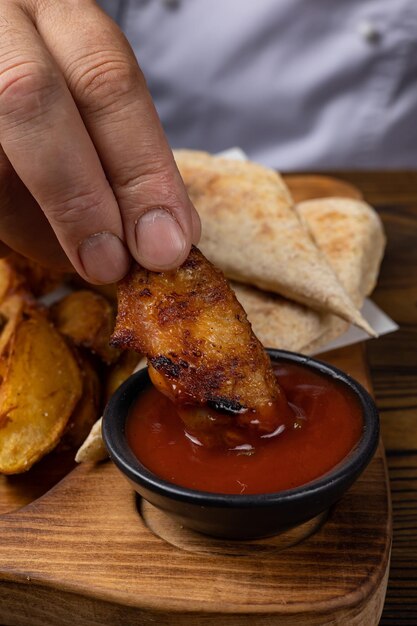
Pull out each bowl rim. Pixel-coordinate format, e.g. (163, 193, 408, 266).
(102, 348, 379, 509)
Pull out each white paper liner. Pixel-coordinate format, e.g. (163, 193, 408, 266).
(312, 299, 398, 355)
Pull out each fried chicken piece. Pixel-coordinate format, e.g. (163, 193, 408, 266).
(111, 247, 290, 447)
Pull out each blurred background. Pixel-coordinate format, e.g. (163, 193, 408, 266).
(99, 0, 417, 170)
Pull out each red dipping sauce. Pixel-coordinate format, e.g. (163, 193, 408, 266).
(126, 362, 363, 495)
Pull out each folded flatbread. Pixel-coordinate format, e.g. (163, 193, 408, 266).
(233, 197, 385, 353)
(231, 284, 329, 353)
(296, 197, 385, 352)
(174, 149, 374, 335)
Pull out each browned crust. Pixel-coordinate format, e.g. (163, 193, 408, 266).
(111, 247, 278, 410)
(51, 290, 120, 364)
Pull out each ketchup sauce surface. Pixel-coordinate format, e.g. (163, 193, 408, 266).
(126, 362, 363, 495)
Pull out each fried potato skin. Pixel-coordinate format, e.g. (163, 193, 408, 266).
(104, 350, 142, 404)
(0, 305, 83, 474)
(0, 294, 26, 366)
(59, 352, 101, 450)
(5, 253, 64, 297)
(0, 253, 63, 304)
(0, 259, 25, 304)
(51, 290, 120, 364)
(70, 278, 117, 304)
(111, 247, 281, 417)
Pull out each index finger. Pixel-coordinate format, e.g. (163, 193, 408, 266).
(0, 3, 130, 283)
(35, 0, 201, 271)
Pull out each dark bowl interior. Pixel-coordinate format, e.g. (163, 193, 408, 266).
(102, 349, 379, 539)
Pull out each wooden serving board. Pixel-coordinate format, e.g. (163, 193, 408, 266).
(0, 343, 392, 626)
(0, 176, 392, 625)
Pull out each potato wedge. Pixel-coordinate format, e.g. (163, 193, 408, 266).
(0, 259, 24, 304)
(104, 351, 142, 403)
(77, 354, 145, 464)
(0, 253, 63, 300)
(70, 277, 117, 304)
(0, 295, 25, 365)
(0, 306, 83, 474)
(5, 252, 65, 298)
(60, 352, 101, 449)
(51, 290, 120, 364)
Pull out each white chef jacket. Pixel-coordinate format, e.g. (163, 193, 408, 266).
(98, 0, 417, 170)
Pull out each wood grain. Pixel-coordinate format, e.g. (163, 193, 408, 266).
(286, 171, 417, 625)
(287, 172, 417, 624)
(285, 174, 363, 203)
(364, 200, 417, 625)
(0, 345, 391, 625)
(0, 450, 75, 516)
(0, 173, 400, 625)
(287, 171, 417, 206)
(141, 503, 328, 555)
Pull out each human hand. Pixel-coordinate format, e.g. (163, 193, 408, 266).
(0, 0, 200, 283)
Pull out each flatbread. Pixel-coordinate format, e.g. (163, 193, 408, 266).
(231, 283, 328, 352)
(296, 197, 385, 352)
(233, 198, 385, 353)
(174, 149, 374, 334)
(296, 197, 385, 308)
(75, 417, 106, 463)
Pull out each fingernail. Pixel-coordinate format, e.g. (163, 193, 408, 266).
(78, 232, 130, 283)
(135, 208, 186, 270)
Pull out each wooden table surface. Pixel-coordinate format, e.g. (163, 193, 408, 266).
(289, 171, 417, 626)
(0, 172, 414, 626)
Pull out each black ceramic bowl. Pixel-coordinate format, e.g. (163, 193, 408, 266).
(102, 349, 379, 539)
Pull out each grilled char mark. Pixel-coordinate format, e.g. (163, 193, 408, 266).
(110, 327, 139, 351)
(207, 398, 245, 415)
(157, 296, 194, 325)
(150, 354, 249, 413)
(110, 247, 281, 423)
(181, 252, 201, 271)
(138, 288, 152, 297)
(150, 355, 182, 379)
(157, 287, 229, 327)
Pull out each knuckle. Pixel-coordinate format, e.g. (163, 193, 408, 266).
(46, 186, 108, 228)
(115, 173, 188, 223)
(0, 59, 60, 124)
(69, 52, 141, 112)
(113, 165, 181, 207)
